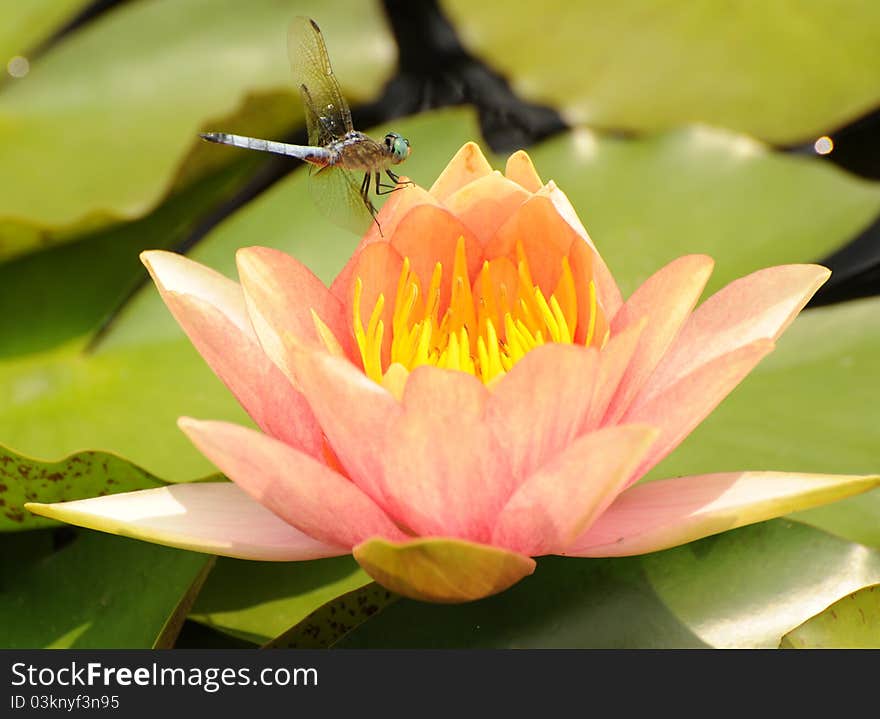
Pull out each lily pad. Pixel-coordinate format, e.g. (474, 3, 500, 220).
(0, 528, 211, 648)
(189, 555, 371, 644)
(0, 0, 393, 258)
(780, 584, 880, 649)
(0, 0, 90, 64)
(337, 520, 880, 648)
(0, 155, 260, 359)
(0, 444, 176, 532)
(442, 0, 880, 143)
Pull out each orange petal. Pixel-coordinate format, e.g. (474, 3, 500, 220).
(637, 264, 831, 405)
(487, 343, 598, 483)
(353, 536, 535, 603)
(492, 425, 659, 556)
(541, 182, 623, 316)
(141, 251, 322, 456)
(487, 195, 573, 295)
(390, 204, 483, 310)
(178, 418, 407, 549)
(603, 255, 715, 424)
(443, 172, 530, 248)
(379, 367, 511, 543)
(354, 182, 439, 252)
(429, 141, 494, 201)
(331, 242, 404, 369)
(566, 471, 880, 557)
(505, 150, 543, 192)
(236, 246, 353, 365)
(25, 483, 346, 561)
(623, 339, 775, 480)
(291, 350, 402, 506)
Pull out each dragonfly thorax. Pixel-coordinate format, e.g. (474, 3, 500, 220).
(331, 131, 411, 172)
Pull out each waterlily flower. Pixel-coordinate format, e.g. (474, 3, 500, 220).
(27, 143, 879, 603)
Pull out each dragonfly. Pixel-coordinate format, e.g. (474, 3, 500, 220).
(201, 17, 412, 235)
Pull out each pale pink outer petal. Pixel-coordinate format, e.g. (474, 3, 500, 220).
(582, 319, 645, 432)
(486, 343, 598, 484)
(623, 339, 776, 481)
(25, 484, 345, 561)
(178, 418, 407, 549)
(290, 351, 403, 505)
(379, 367, 513, 544)
(236, 246, 353, 366)
(566, 471, 880, 557)
(540, 182, 623, 316)
(636, 264, 831, 405)
(443, 172, 531, 248)
(492, 425, 659, 556)
(141, 251, 322, 456)
(429, 141, 494, 201)
(603, 255, 715, 424)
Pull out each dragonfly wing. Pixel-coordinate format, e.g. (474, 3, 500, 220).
(288, 17, 354, 146)
(308, 165, 375, 236)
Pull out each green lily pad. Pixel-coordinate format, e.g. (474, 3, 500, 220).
(0, 0, 91, 63)
(189, 556, 371, 644)
(442, 0, 880, 143)
(0, 155, 259, 360)
(649, 295, 880, 547)
(780, 584, 880, 649)
(0, 112, 877, 484)
(337, 520, 880, 648)
(0, 528, 211, 648)
(0, 0, 392, 259)
(262, 582, 397, 648)
(0, 444, 174, 532)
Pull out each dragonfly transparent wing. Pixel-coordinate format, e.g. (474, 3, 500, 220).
(308, 165, 376, 235)
(288, 16, 353, 146)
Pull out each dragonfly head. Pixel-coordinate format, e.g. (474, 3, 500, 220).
(384, 133, 411, 164)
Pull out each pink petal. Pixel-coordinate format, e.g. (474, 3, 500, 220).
(141, 251, 322, 456)
(178, 418, 407, 549)
(582, 319, 645, 432)
(291, 350, 402, 504)
(443, 172, 531, 248)
(541, 182, 623, 316)
(486, 343, 598, 483)
(492, 425, 659, 556)
(603, 255, 715, 424)
(505, 150, 543, 192)
(637, 264, 831, 405)
(26, 483, 345, 561)
(429, 141, 494, 201)
(236, 246, 353, 366)
(566, 471, 880, 557)
(379, 367, 513, 543)
(623, 339, 776, 480)
(354, 536, 535, 603)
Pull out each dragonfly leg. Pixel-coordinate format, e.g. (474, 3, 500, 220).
(375, 170, 414, 195)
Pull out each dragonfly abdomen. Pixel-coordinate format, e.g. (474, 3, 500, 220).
(200, 132, 336, 166)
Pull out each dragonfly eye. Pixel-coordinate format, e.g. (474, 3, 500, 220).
(386, 133, 411, 163)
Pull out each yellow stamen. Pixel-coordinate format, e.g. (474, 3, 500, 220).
(350, 237, 607, 385)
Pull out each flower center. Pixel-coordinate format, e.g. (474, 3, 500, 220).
(353, 237, 607, 385)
